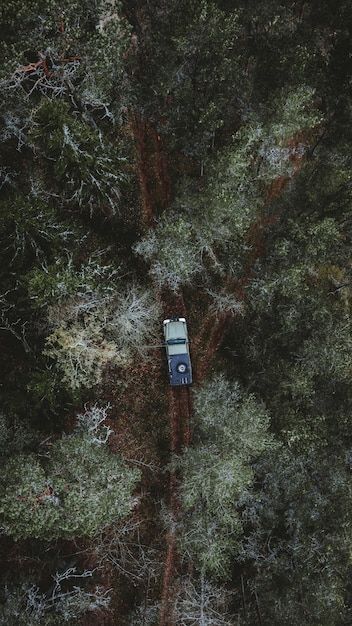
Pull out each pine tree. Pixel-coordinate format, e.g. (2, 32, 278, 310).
(0, 405, 139, 539)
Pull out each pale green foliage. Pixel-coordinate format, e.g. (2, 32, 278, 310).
(82, 1, 131, 110)
(135, 217, 204, 290)
(222, 86, 320, 185)
(135, 122, 269, 288)
(0, 406, 139, 539)
(270, 86, 322, 142)
(0, 196, 74, 268)
(136, 86, 321, 290)
(179, 376, 273, 579)
(0, 456, 61, 538)
(250, 86, 321, 181)
(45, 285, 160, 390)
(0, 568, 111, 625)
(174, 576, 234, 626)
(30, 100, 126, 213)
(31, 261, 160, 389)
(242, 215, 346, 408)
(239, 446, 352, 625)
(289, 317, 352, 403)
(45, 325, 122, 390)
(0, 412, 37, 457)
(207, 290, 245, 316)
(27, 257, 120, 307)
(135, 149, 258, 290)
(247, 217, 342, 321)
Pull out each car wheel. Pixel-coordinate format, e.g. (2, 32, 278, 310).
(176, 362, 187, 373)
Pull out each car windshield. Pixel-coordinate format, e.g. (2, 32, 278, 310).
(167, 339, 186, 345)
(168, 343, 187, 356)
(165, 321, 188, 356)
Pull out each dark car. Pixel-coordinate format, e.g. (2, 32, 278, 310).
(163, 317, 193, 386)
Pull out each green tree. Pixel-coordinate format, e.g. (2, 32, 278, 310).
(238, 445, 352, 626)
(28, 259, 160, 390)
(179, 375, 274, 579)
(0, 567, 111, 625)
(136, 86, 321, 291)
(0, 405, 139, 539)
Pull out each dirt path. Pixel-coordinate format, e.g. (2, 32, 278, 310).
(130, 105, 312, 623)
(130, 112, 171, 229)
(130, 115, 193, 624)
(158, 288, 192, 625)
(158, 386, 192, 626)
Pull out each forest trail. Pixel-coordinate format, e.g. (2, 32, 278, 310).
(129, 112, 171, 229)
(159, 386, 192, 626)
(131, 104, 310, 623)
(158, 293, 192, 624)
(131, 116, 193, 625)
(3, 4, 349, 623)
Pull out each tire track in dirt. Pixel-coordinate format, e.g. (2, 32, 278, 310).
(130, 112, 193, 624)
(194, 135, 312, 381)
(158, 286, 192, 625)
(159, 386, 192, 626)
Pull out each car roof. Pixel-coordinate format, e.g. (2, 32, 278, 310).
(164, 320, 187, 339)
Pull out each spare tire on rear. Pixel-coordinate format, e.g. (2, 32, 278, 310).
(176, 362, 187, 373)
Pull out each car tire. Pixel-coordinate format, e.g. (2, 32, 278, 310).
(176, 362, 187, 374)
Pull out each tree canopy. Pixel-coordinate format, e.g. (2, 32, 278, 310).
(0, 0, 352, 623)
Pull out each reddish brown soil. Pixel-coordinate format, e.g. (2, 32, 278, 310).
(194, 137, 310, 380)
(129, 113, 155, 229)
(158, 387, 192, 626)
(129, 113, 171, 229)
(158, 285, 192, 625)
